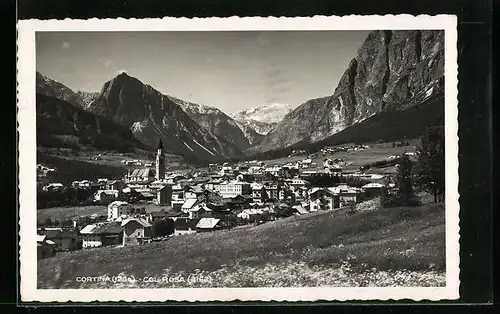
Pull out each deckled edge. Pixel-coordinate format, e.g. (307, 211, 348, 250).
(17, 14, 460, 303)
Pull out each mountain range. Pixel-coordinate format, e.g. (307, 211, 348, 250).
(36, 29, 445, 163)
(248, 30, 445, 154)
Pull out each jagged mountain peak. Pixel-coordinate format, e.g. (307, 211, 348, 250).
(36, 71, 87, 108)
(230, 103, 293, 136)
(88, 74, 245, 162)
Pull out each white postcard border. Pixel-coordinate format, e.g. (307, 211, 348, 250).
(18, 15, 459, 302)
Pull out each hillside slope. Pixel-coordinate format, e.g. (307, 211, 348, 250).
(36, 93, 150, 153)
(251, 92, 444, 160)
(38, 203, 445, 288)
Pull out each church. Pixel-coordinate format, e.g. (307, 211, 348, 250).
(124, 139, 166, 184)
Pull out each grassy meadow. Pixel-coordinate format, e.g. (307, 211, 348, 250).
(37, 205, 108, 222)
(262, 141, 418, 173)
(38, 200, 445, 288)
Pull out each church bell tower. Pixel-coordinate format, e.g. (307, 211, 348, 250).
(156, 139, 165, 180)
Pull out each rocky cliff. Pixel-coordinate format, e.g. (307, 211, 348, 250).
(250, 30, 445, 154)
(76, 90, 100, 109)
(88, 73, 244, 161)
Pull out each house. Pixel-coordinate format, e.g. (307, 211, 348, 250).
(106, 180, 126, 191)
(264, 184, 281, 201)
(361, 182, 386, 197)
(37, 227, 80, 252)
(124, 168, 156, 184)
(196, 189, 223, 204)
(37, 234, 56, 260)
(72, 180, 91, 189)
(181, 198, 198, 214)
(80, 223, 123, 248)
(171, 185, 185, 210)
(214, 181, 251, 198)
(308, 188, 340, 212)
(219, 166, 234, 176)
(301, 159, 313, 168)
(154, 184, 173, 206)
(107, 201, 134, 221)
(189, 203, 213, 219)
(94, 189, 120, 203)
(42, 182, 64, 192)
(121, 217, 153, 246)
(278, 186, 294, 202)
(173, 218, 199, 236)
(229, 194, 253, 207)
(329, 185, 362, 205)
(251, 183, 267, 204)
(286, 178, 309, 190)
(196, 217, 221, 232)
(138, 190, 155, 201)
(148, 210, 167, 223)
(293, 186, 308, 201)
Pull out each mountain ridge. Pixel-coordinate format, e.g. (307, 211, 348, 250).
(88, 72, 244, 162)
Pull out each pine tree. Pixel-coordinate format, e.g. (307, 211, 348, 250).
(415, 126, 445, 203)
(396, 154, 414, 204)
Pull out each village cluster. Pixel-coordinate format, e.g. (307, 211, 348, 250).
(37, 140, 392, 260)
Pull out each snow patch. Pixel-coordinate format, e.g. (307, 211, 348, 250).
(182, 141, 194, 152)
(131, 121, 146, 133)
(425, 86, 434, 99)
(192, 139, 215, 156)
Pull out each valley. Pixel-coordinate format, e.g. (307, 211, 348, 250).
(33, 29, 448, 291)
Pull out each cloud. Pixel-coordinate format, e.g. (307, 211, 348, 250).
(257, 34, 270, 46)
(103, 60, 113, 67)
(61, 41, 71, 49)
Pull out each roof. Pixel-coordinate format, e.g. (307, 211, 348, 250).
(196, 218, 220, 229)
(121, 217, 152, 228)
(174, 218, 199, 230)
(130, 168, 154, 178)
(191, 204, 212, 212)
(36, 234, 46, 242)
(182, 198, 198, 209)
(150, 211, 167, 217)
(139, 191, 155, 198)
(157, 139, 164, 150)
(80, 223, 122, 235)
(38, 228, 62, 238)
(189, 186, 205, 194)
(97, 189, 119, 195)
(292, 205, 309, 215)
(362, 183, 385, 189)
(108, 201, 130, 208)
(310, 187, 338, 197)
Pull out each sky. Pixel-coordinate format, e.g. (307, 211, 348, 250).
(36, 31, 370, 114)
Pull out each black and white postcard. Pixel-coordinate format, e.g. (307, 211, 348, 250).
(17, 15, 459, 302)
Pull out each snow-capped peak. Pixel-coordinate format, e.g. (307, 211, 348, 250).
(230, 103, 292, 124)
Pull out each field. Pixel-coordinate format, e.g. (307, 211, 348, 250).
(37, 205, 108, 222)
(38, 201, 445, 288)
(262, 141, 418, 173)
